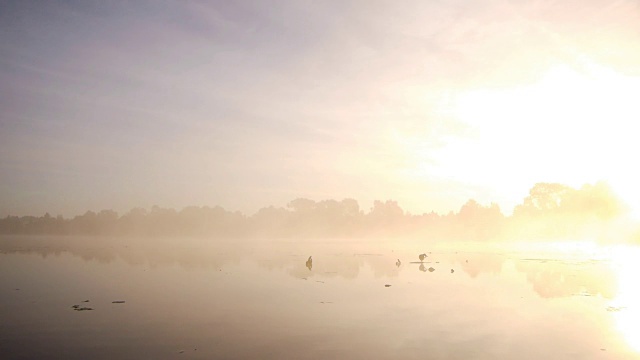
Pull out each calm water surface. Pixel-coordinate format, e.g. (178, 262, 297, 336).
(1, 236, 639, 359)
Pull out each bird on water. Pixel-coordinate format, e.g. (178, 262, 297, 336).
(306, 256, 313, 270)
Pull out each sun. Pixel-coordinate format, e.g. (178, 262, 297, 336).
(432, 58, 640, 217)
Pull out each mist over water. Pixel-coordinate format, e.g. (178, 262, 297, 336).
(3, 1, 640, 358)
(2, 235, 640, 359)
(2, 182, 639, 245)
(2, 183, 639, 358)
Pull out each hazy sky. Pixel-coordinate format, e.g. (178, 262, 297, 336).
(2, 0, 640, 217)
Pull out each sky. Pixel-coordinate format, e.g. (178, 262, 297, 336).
(2, 0, 640, 218)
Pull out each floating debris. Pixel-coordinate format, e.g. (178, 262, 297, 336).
(112, 300, 126, 304)
(72, 305, 93, 311)
(385, 284, 392, 287)
(82, 300, 89, 303)
(451, 269, 454, 273)
(574, 292, 592, 297)
(606, 306, 625, 312)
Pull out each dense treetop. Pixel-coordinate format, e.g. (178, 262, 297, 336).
(1, 182, 637, 243)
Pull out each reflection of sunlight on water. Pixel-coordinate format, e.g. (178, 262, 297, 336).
(508, 240, 640, 354)
(511, 240, 603, 260)
(546, 240, 600, 257)
(609, 246, 640, 353)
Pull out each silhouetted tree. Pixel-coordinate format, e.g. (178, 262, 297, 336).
(0, 181, 635, 242)
(456, 200, 504, 240)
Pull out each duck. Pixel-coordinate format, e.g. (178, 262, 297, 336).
(306, 256, 313, 270)
(395, 259, 401, 267)
(419, 253, 427, 262)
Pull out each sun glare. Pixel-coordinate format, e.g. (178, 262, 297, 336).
(439, 59, 640, 215)
(608, 245, 640, 353)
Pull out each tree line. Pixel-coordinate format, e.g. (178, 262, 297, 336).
(1, 182, 636, 242)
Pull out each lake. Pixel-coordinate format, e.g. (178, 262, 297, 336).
(1, 235, 639, 359)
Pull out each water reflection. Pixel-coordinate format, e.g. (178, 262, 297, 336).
(2, 236, 640, 358)
(0, 236, 630, 300)
(607, 246, 640, 353)
(453, 253, 505, 278)
(516, 258, 617, 298)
